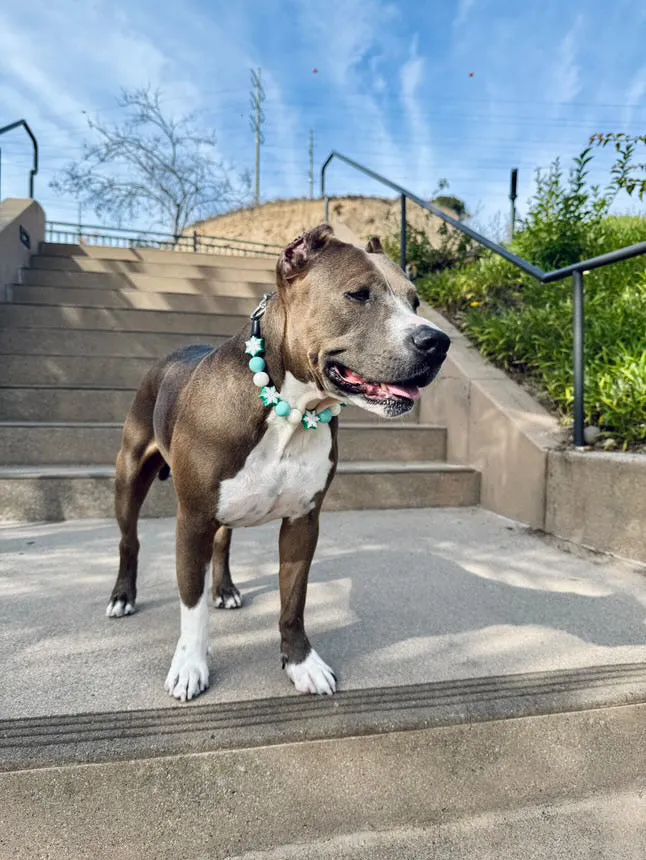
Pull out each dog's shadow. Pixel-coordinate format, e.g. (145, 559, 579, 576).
(213, 531, 646, 691)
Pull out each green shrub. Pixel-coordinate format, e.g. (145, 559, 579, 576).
(417, 203, 646, 446)
(512, 148, 610, 269)
(384, 218, 482, 279)
(431, 194, 468, 218)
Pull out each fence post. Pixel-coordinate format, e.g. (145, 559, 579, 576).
(400, 193, 407, 272)
(572, 270, 585, 448)
(510, 168, 518, 239)
(193, 230, 198, 253)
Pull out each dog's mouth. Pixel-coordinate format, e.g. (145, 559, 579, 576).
(325, 362, 423, 404)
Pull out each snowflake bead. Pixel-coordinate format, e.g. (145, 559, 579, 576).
(260, 386, 280, 406)
(245, 336, 265, 356)
(302, 410, 321, 430)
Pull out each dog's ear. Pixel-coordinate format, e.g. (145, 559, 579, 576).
(277, 224, 334, 282)
(365, 236, 384, 254)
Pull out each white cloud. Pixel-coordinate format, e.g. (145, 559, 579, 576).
(400, 37, 435, 191)
(626, 68, 646, 105)
(453, 0, 476, 30)
(552, 17, 582, 105)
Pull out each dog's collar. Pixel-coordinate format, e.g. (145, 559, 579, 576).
(247, 293, 344, 429)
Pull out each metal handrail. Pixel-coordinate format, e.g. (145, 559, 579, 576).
(47, 220, 282, 251)
(0, 119, 38, 197)
(321, 150, 646, 447)
(45, 220, 283, 257)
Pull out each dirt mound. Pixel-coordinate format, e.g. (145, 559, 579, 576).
(192, 196, 450, 249)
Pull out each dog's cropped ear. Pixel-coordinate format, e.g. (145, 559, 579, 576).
(277, 224, 334, 283)
(365, 236, 384, 254)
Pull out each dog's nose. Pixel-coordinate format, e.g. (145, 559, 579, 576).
(411, 326, 450, 358)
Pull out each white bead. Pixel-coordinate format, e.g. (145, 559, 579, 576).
(253, 372, 270, 387)
(288, 408, 303, 425)
(330, 403, 342, 416)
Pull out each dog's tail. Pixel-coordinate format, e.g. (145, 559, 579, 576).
(158, 461, 171, 481)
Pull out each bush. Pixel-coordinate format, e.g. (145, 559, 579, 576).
(416, 162, 646, 447)
(431, 195, 468, 219)
(384, 218, 482, 279)
(512, 147, 610, 269)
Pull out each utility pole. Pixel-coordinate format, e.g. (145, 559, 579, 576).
(249, 67, 265, 207)
(308, 129, 314, 199)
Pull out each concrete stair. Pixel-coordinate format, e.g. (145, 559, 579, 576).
(0, 242, 480, 521)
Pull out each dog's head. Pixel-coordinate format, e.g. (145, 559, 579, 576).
(276, 224, 450, 418)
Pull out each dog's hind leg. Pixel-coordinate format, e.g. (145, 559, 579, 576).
(211, 526, 242, 609)
(107, 392, 165, 618)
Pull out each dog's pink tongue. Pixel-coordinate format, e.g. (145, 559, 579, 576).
(343, 369, 420, 401)
(383, 383, 421, 401)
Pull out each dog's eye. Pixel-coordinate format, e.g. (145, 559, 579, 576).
(345, 288, 371, 304)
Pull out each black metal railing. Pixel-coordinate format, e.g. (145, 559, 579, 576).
(321, 151, 646, 448)
(0, 119, 38, 199)
(45, 221, 283, 258)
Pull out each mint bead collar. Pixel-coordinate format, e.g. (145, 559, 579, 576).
(246, 294, 345, 430)
(245, 335, 340, 429)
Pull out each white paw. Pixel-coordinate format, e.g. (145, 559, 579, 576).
(284, 649, 337, 695)
(164, 644, 209, 702)
(106, 598, 135, 618)
(214, 590, 242, 609)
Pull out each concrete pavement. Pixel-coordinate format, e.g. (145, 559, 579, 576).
(1, 507, 645, 720)
(1, 507, 645, 859)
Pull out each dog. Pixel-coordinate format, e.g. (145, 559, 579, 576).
(106, 225, 450, 701)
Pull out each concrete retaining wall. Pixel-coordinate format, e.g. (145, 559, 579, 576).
(418, 307, 564, 530)
(418, 308, 646, 563)
(546, 450, 646, 562)
(0, 198, 45, 299)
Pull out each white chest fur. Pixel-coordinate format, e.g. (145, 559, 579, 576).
(216, 374, 334, 528)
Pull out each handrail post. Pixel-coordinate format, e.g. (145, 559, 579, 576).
(0, 120, 38, 198)
(400, 193, 407, 272)
(572, 270, 585, 448)
(320, 152, 335, 223)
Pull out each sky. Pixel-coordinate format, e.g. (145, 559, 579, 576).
(2, 0, 646, 235)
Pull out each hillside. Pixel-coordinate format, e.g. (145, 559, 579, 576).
(191, 196, 452, 248)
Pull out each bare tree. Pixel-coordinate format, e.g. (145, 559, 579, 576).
(52, 87, 251, 235)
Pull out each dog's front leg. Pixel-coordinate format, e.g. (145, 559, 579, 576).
(279, 511, 336, 695)
(164, 508, 216, 702)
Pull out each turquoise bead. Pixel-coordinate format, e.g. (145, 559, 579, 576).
(318, 408, 333, 424)
(248, 356, 266, 373)
(275, 400, 291, 417)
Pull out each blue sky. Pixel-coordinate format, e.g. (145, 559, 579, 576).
(2, 0, 646, 234)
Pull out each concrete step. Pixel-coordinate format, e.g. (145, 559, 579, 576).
(0, 423, 444, 466)
(0, 388, 420, 423)
(2, 353, 203, 387)
(0, 328, 226, 358)
(0, 304, 247, 335)
(20, 267, 273, 295)
(0, 461, 479, 520)
(31, 255, 277, 279)
(338, 423, 446, 462)
(38, 243, 280, 269)
(8, 284, 258, 314)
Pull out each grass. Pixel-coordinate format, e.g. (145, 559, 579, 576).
(416, 215, 646, 447)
